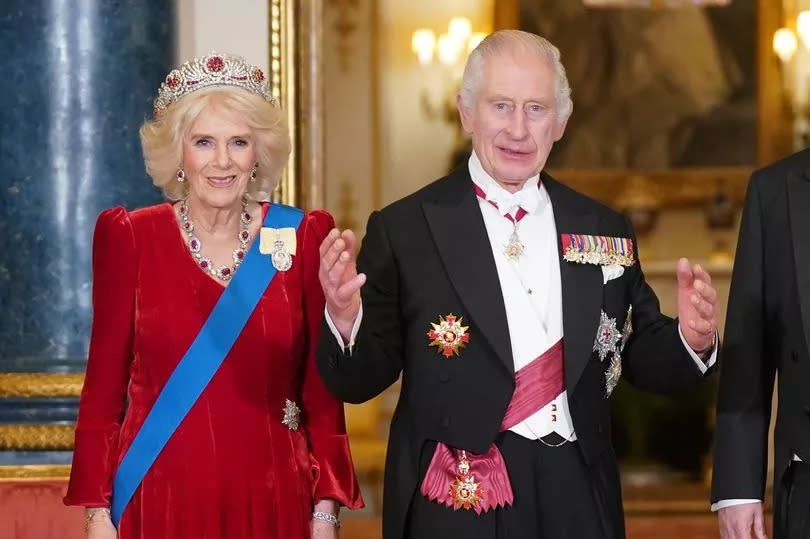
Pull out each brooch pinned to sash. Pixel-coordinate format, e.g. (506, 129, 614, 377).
(561, 234, 635, 267)
(428, 314, 470, 358)
(260, 227, 297, 271)
(281, 399, 301, 431)
(449, 451, 484, 511)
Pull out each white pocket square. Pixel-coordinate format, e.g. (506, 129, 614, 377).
(601, 264, 624, 284)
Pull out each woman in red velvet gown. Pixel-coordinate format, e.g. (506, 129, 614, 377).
(64, 52, 362, 539)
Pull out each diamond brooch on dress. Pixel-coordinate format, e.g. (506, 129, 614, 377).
(281, 399, 301, 431)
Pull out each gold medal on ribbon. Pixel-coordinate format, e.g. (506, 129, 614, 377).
(504, 229, 525, 261)
(448, 451, 484, 511)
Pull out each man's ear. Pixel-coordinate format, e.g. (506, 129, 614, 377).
(457, 93, 474, 134)
(553, 112, 569, 142)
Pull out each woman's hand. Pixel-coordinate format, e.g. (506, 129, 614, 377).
(85, 508, 117, 539)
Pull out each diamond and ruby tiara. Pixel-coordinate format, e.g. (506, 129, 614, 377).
(153, 52, 276, 117)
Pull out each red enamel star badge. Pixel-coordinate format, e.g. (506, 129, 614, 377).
(428, 314, 470, 358)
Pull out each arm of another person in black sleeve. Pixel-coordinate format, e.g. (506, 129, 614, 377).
(711, 174, 775, 503)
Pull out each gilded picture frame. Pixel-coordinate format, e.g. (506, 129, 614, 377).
(273, 0, 324, 210)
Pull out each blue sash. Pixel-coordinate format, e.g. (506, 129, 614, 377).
(110, 203, 304, 526)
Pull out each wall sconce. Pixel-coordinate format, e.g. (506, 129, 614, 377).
(773, 11, 810, 148)
(411, 18, 486, 124)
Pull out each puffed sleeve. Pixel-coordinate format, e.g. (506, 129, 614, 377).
(299, 210, 364, 509)
(64, 207, 137, 507)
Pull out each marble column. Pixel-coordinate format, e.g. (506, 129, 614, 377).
(0, 0, 173, 371)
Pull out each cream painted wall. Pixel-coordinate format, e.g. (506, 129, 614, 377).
(638, 209, 739, 264)
(321, 0, 494, 233)
(635, 208, 739, 333)
(323, 0, 376, 234)
(175, 0, 269, 79)
(377, 0, 493, 205)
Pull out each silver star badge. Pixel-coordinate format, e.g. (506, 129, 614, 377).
(281, 399, 301, 431)
(593, 311, 621, 362)
(619, 305, 633, 353)
(605, 355, 622, 397)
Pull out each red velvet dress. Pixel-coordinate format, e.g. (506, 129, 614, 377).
(64, 203, 363, 538)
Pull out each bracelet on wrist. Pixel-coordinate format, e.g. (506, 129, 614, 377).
(312, 510, 340, 528)
(84, 507, 112, 533)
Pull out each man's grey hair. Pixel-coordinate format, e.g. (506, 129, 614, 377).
(459, 29, 573, 122)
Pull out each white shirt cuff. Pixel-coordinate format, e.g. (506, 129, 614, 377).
(324, 303, 363, 354)
(678, 325, 718, 374)
(711, 499, 761, 512)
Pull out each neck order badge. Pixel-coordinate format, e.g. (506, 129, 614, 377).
(472, 182, 540, 261)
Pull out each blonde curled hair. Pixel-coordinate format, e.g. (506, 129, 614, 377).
(139, 87, 291, 201)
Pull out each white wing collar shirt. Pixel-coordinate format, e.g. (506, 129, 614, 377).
(468, 151, 575, 442)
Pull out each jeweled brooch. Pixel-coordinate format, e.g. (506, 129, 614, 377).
(605, 355, 622, 397)
(504, 230, 525, 261)
(620, 305, 633, 353)
(604, 305, 632, 398)
(593, 311, 621, 362)
(260, 227, 296, 272)
(271, 239, 293, 272)
(449, 451, 484, 511)
(428, 314, 470, 358)
(281, 399, 301, 431)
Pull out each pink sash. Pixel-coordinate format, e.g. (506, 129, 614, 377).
(419, 339, 565, 513)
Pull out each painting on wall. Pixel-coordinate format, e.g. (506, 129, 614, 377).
(520, 2, 756, 169)
(493, 0, 791, 208)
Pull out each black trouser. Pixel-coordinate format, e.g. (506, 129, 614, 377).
(777, 461, 810, 539)
(406, 432, 608, 539)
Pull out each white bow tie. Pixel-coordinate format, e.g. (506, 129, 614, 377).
(486, 183, 541, 217)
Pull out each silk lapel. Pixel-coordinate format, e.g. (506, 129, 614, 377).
(788, 170, 810, 355)
(543, 175, 603, 392)
(422, 168, 514, 375)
